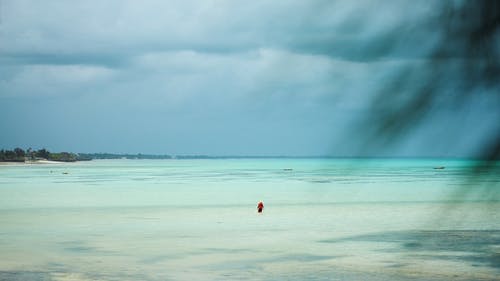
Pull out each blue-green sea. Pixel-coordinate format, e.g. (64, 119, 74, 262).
(0, 158, 499, 280)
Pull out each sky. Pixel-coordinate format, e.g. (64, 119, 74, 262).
(0, 0, 498, 156)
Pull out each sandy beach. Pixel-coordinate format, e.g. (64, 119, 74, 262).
(0, 160, 68, 165)
(0, 162, 23, 166)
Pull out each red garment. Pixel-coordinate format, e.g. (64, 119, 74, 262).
(257, 201, 264, 213)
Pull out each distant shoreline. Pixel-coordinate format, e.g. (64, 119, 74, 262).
(1, 148, 495, 163)
(0, 156, 491, 161)
(0, 160, 68, 165)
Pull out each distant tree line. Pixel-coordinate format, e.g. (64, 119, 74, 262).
(2, 149, 318, 162)
(77, 153, 174, 160)
(1, 149, 210, 162)
(0, 148, 83, 162)
(0, 148, 27, 162)
(76, 153, 297, 159)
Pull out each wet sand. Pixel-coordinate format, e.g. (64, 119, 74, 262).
(0, 203, 499, 281)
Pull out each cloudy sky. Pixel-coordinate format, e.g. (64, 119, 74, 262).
(0, 0, 498, 156)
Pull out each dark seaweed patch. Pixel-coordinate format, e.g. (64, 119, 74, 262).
(319, 230, 500, 269)
(0, 271, 51, 281)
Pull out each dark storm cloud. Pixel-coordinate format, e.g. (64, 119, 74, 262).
(0, 0, 496, 156)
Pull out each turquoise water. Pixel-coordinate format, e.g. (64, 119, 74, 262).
(0, 159, 499, 280)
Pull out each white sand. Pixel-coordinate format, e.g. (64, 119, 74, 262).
(25, 159, 66, 164)
(0, 160, 67, 165)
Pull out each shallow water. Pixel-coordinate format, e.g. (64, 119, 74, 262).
(0, 159, 499, 280)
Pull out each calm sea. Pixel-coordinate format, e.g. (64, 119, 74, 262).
(0, 158, 499, 280)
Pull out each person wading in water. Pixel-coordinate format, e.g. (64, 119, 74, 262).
(257, 201, 264, 213)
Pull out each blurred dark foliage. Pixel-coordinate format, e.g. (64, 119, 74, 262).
(366, 0, 499, 165)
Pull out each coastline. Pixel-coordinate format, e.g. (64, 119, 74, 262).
(0, 160, 67, 166)
(0, 161, 25, 166)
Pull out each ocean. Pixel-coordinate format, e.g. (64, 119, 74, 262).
(0, 158, 499, 280)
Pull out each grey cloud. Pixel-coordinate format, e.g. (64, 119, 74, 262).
(0, 52, 130, 67)
(0, 0, 496, 156)
(0, 0, 442, 65)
